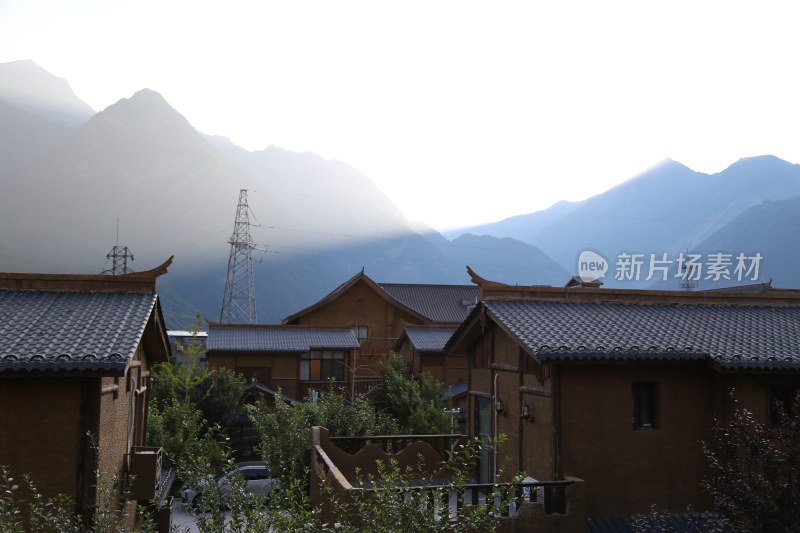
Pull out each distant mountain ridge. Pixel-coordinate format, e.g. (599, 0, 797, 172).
(0, 60, 567, 327)
(443, 199, 585, 242)
(469, 156, 800, 289)
(2, 59, 798, 327)
(0, 60, 94, 126)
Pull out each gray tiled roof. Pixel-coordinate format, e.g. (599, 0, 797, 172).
(0, 290, 157, 373)
(403, 327, 456, 353)
(379, 284, 479, 324)
(485, 299, 800, 370)
(209, 327, 360, 352)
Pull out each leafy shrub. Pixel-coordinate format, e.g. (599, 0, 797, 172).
(178, 433, 515, 533)
(701, 389, 800, 532)
(0, 463, 156, 533)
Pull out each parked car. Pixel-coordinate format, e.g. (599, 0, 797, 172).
(181, 461, 275, 508)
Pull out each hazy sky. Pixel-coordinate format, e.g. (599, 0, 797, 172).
(2, 1, 799, 232)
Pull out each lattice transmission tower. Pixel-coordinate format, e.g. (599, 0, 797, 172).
(220, 189, 259, 323)
(102, 220, 135, 275)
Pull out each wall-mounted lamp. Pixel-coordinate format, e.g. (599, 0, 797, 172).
(521, 403, 533, 421)
(495, 399, 505, 414)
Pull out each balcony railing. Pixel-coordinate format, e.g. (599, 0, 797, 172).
(311, 427, 583, 531)
(350, 478, 575, 517)
(300, 377, 384, 400)
(300, 380, 347, 398)
(351, 377, 383, 397)
(330, 433, 463, 455)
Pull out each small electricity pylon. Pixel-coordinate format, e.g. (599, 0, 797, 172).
(102, 220, 134, 275)
(220, 189, 259, 323)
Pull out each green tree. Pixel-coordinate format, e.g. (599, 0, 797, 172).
(377, 353, 452, 435)
(701, 389, 800, 532)
(148, 317, 244, 468)
(247, 386, 398, 489)
(189, 367, 246, 430)
(147, 398, 227, 468)
(151, 315, 209, 407)
(151, 317, 245, 430)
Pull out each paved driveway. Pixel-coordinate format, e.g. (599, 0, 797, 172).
(170, 500, 200, 533)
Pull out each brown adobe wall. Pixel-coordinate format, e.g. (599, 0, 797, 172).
(416, 352, 467, 386)
(0, 376, 87, 507)
(558, 363, 715, 516)
(444, 353, 468, 384)
(717, 373, 800, 425)
(494, 330, 555, 482)
(467, 323, 556, 483)
(517, 388, 554, 482)
(98, 373, 136, 528)
(96, 347, 161, 530)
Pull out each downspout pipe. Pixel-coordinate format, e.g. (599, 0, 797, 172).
(493, 371, 500, 483)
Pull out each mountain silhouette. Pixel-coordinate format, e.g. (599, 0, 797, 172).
(687, 196, 800, 288)
(8, 60, 794, 324)
(467, 156, 800, 288)
(0, 60, 94, 126)
(0, 61, 567, 326)
(443, 199, 584, 242)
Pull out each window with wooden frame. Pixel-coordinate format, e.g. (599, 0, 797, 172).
(300, 350, 345, 381)
(770, 386, 800, 427)
(632, 382, 658, 430)
(351, 325, 368, 342)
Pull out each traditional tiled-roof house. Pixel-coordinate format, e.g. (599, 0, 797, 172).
(394, 327, 464, 384)
(0, 259, 172, 529)
(394, 326, 468, 424)
(447, 267, 800, 519)
(283, 270, 477, 389)
(206, 324, 362, 402)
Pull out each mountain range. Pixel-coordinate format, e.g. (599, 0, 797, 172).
(2, 59, 800, 327)
(456, 156, 800, 290)
(0, 60, 569, 327)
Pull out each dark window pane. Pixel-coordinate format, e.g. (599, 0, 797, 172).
(633, 382, 657, 430)
(770, 386, 799, 426)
